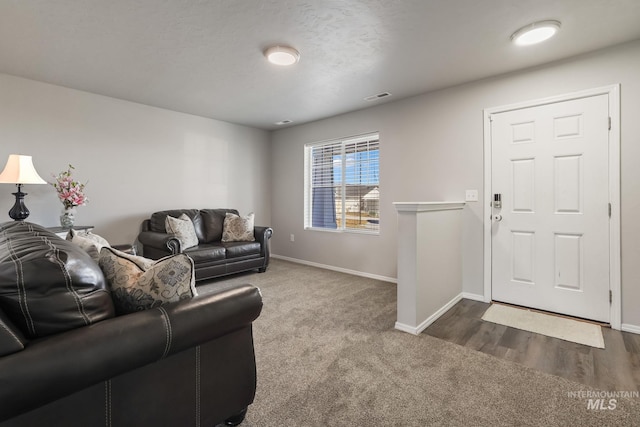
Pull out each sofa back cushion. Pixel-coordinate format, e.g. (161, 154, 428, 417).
(0, 221, 115, 338)
(200, 209, 238, 243)
(149, 209, 205, 242)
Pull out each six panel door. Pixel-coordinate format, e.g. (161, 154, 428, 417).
(490, 94, 610, 322)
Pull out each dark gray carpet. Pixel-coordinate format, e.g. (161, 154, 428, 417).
(218, 259, 639, 426)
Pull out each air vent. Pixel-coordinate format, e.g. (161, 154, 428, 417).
(274, 120, 293, 125)
(364, 92, 391, 102)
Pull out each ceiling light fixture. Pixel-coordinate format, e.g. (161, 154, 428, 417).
(511, 20, 561, 46)
(264, 46, 300, 66)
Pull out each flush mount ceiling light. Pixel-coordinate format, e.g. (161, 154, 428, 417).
(511, 20, 561, 46)
(264, 45, 300, 66)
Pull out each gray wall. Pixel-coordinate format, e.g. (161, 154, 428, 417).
(1, 40, 637, 328)
(270, 40, 640, 328)
(0, 74, 271, 247)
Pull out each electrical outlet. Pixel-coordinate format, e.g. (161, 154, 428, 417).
(290, 234, 295, 242)
(465, 190, 478, 202)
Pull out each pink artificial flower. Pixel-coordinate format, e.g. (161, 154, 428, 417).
(50, 164, 89, 209)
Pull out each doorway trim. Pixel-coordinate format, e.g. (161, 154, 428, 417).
(482, 85, 621, 330)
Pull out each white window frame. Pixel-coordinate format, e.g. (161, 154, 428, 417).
(304, 132, 380, 235)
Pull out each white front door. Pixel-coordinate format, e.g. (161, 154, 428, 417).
(490, 94, 610, 322)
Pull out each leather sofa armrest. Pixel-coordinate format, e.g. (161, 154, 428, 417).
(0, 284, 262, 422)
(254, 226, 273, 258)
(165, 284, 262, 353)
(137, 230, 181, 254)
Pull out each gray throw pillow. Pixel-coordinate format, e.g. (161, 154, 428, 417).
(222, 212, 255, 242)
(99, 247, 197, 314)
(165, 213, 199, 250)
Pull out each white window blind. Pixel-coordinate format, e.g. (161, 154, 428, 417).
(304, 133, 380, 233)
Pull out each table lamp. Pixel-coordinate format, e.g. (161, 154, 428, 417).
(0, 154, 47, 221)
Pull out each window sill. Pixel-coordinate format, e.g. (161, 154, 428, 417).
(304, 227, 380, 236)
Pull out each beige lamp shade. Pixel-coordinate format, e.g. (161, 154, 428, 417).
(0, 154, 47, 184)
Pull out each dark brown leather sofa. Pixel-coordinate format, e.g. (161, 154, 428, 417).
(137, 209, 273, 282)
(0, 221, 262, 427)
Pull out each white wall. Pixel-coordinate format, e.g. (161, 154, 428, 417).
(0, 74, 271, 247)
(270, 39, 640, 327)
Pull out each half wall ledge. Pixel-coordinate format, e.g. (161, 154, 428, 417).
(393, 201, 465, 335)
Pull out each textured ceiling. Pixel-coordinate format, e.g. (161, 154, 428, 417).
(1, 0, 639, 130)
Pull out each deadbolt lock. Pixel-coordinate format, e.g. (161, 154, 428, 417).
(493, 193, 502, 209)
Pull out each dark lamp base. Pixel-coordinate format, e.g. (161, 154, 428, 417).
(8, 185, 30, 221)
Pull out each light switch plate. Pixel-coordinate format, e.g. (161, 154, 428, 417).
(465, 190, 478, 202)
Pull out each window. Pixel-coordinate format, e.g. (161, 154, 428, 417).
(304, 133, 380, 233)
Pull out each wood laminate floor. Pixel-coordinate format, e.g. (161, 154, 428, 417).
(424, 299, 640, 392)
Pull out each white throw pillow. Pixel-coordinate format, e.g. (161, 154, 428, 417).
(222, 212, 255, 242)
(165, 213, 199, 250)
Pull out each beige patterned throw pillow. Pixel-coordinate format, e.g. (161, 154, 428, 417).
(165, 213, 199, 250)
(221, 212, 255, 242)
(99, 247, 197, 314)
(67, 229, 111, 262)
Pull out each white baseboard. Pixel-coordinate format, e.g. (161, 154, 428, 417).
(271, 254, 397, 283)
(461, 292, 486, 302)
(395, 293, 463, 335)
(394, 321, 421, 335)
(621, 323, 640, 335)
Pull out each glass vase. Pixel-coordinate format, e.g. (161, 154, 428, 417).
(60, 207, 76, 228)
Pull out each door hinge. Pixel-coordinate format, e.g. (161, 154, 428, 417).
(608, 116, 612, 130)
(609, 290, 612, 304)
(608, 203, 612, 218)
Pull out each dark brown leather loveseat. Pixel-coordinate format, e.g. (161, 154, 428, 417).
(137, 209, 273, 282)
(0, 221, 262, 426)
